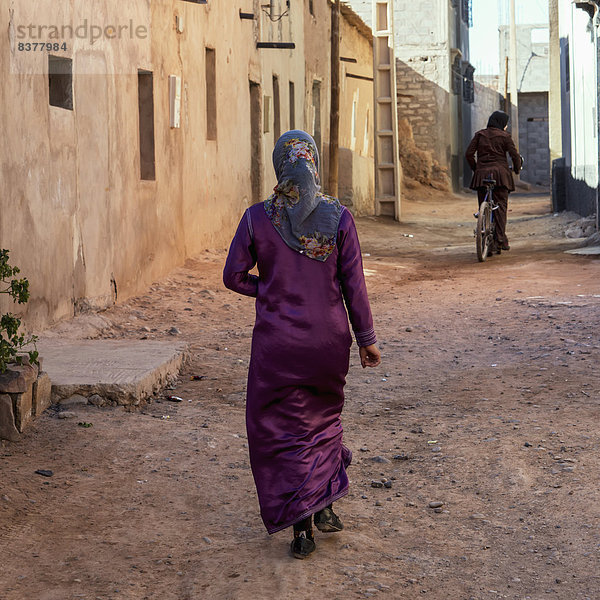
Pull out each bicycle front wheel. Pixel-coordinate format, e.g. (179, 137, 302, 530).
(476, 201, 492, 262)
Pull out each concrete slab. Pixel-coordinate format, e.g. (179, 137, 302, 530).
(35, 340, 189, 406)
(565, 246, 600, 256)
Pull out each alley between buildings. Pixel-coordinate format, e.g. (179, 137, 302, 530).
(1, 189, 600, 599)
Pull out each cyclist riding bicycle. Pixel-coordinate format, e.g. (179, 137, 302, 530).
(465, 110, 522, 253)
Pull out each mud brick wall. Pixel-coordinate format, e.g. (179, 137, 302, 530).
(396, 57, 451, 167)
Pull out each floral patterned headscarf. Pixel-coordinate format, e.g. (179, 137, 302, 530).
(264, 130, 342, 262)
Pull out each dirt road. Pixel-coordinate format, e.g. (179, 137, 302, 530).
(2, 190, 600, 600)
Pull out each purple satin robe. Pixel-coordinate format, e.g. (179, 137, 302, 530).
(223, 203, 376, 534)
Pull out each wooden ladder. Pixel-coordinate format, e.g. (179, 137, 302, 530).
(372, 0, 401, 220)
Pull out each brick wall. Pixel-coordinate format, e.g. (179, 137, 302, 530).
(518, 92, 550, 186)
(396, 56, 452, 166)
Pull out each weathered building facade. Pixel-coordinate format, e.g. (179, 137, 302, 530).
(0, 0, 375, 330)
(550, 0, 599, 219)
(348, 0, 474, 191)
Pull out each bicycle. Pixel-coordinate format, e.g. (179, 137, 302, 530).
(474, 177, 498, 262)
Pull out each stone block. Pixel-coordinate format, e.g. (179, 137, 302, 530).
(0, 363, 38, 394)
(13, 387, 33, 433)
(0, 394, 20, 442)
(59, 394, 88, 407)
(32, 372, 52, 416)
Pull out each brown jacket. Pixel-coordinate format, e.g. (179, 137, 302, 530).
(465, 127, 522, 191)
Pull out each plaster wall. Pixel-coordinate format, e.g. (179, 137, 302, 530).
(339, 9, 375, 215)
(554, 0, 599, 217)
(548, 0, 562, 166)
(472, 79, 503, 133)
(303, 0, 331, 187)
(0, 0, 260, 328)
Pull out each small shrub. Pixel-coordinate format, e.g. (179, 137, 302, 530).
(0, 250, 38, 373)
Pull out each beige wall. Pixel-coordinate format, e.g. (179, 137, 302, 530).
(303, 0, 331, 187)
(339, 9, 375, 215)
(0, 0, 376, 331)
(1, 0, 260, 329)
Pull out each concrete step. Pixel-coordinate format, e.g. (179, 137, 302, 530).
(35, 340, 189, 406)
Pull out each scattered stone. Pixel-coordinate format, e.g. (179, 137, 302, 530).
(59, 394, 88, 407)
(359, 447, 369, 452)
(371, 480, 384, 488)
(168, 327, 181, 336)
(470, 513, 485, 520)
(35, 469, 53, 477)
(58, 411, 77, 419)
(524, 442, 533, 447)
(428, 501, 444, 509)
(434, 507, 443, 513)
(2, 495, 10, 502)
(88, 394, 106, 407)
(431, 446, 442, 453)
(369, 455, 391, 464)
(411, 427, 423, 434)
(202, 537, 212, 544)
(384, 481, 393, 489)
(393, 453, 410, 461)
(375, 501, 382, 507)
(405, 327, 413, 332)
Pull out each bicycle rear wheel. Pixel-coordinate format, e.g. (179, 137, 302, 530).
(476, 201, 492, 262)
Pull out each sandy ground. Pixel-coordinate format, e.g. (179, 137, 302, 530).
(2, 187, 600, 600)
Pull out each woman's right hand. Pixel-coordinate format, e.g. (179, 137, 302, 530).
(360, 344, 381, 368)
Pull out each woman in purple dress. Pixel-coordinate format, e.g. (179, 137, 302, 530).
(223, 130, 380, 559)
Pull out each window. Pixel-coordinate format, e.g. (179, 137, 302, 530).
(138, 70, 156, 180)
(48, 55, 73, 110)
(272, 75, 281, 140)
(289, 81, 296, 130)
(205, 48, 217, 140)
(309, 0, 314, 16)
(181, 0, 207, 3)
(462, 62, 475, 104)
(451, 54, 462, 95)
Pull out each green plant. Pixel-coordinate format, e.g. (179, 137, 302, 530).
(0, 249, 38, 373)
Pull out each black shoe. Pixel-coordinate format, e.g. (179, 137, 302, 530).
(290, 532, 316, 559)
(314, 507, 344, 533)
(500, 244, 510, 251)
